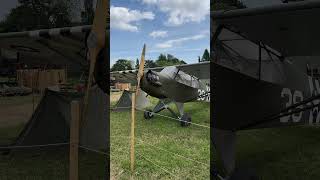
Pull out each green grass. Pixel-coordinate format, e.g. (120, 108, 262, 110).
(212, 126, 320, 180)
(0, 94, 107, 179)
(0, 123, 25, 145)
(0, 125, 107, 180)
(110, 97, 210, 179)
(0, 95, 41, 105)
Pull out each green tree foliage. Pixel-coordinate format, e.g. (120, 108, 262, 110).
(145, 60, 157, 68)
(201, 49, 210, 62)
(113, 53, 187, 71)
(155, 53, 186, 67)
(135, 58, 139, 69)
(0, 0, 72, 32)
(81, 0, 94, 24)
(111, 59, 133, 71)
(158, 54, 167, 61)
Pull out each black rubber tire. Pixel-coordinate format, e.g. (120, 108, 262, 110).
(180, 113, 191, 127)
(144, 109, 154, 119)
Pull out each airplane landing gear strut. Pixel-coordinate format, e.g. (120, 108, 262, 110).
(143, 99, 192, 126)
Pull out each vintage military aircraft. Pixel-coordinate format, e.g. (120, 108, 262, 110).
(111, 45, 210, 126)
(212, 1, 320, 179)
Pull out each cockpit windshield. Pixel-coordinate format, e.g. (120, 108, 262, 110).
(213, 26, 285, 84)
(161, 66, 201, 89)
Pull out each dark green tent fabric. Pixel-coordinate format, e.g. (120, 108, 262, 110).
(113, 90, 132, 111)
(13, 90, 72, 146)
(1, 86, 108, 151)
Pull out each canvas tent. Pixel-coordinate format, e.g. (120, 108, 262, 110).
(1, 85, 108, 151)
(112, 90, 150, 111)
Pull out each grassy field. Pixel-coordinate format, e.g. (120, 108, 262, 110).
(0, 146, 107, 179)
(212, 126, 320, 180)
(3, 92, 320, 179)
(110, 92, 210, 179)
(0, 95, 107, 179)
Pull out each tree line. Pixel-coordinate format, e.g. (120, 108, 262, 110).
(111, 49, 210, 71)
(0, 0, 95, 33)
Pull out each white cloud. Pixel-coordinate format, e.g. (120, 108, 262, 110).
(141, 0, 209, 26)
(142, 0, 158, 3)
(155, 31, 208, 49)
(149, 30, 168, 38)
(111, 6, 155, 32)
(148, 47, 202, 53)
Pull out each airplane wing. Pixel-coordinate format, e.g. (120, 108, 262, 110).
(110, 61, 210, 85)
(212, 0, 320, 57)
(0, 25, 102, 75)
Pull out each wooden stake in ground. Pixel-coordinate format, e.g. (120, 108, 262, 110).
(130, 44, 146, 177)
(130, 44, 146, 178)
(130, 93, 136, 175)
(70, 101, 80, 180)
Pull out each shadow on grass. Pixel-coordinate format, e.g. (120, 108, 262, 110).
(213, 126, 320, 180)
(0, 125, 108, 179)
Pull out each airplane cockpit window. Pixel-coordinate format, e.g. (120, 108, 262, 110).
(161, 66, 201, 89)
(214, 26, 285, 84)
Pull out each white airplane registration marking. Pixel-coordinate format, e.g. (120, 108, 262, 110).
(280, 77, 320, 124)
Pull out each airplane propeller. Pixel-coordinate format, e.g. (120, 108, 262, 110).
(136, 44, 146, 95)
(134, 44, 151, 109)
(82, 0, 108, 126)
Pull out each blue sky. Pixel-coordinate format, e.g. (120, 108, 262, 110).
(110, 0, 210, 66)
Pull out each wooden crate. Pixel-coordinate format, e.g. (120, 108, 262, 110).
(17, 69, 66, 92)
(115, 82, 131, 91)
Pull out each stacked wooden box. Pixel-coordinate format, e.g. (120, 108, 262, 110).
(16, 69, 66, 92)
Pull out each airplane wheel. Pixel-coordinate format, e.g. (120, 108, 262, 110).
(144, 109, 154, 119)
(180, 113, 191, 127)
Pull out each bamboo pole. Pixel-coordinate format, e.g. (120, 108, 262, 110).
(130, 93, 136, 176)
(70, 101, 80, 180)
